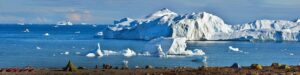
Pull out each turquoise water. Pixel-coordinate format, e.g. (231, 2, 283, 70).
(0, 24, 299, 68)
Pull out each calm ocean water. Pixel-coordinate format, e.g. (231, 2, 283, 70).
(0, 24, 299, 68)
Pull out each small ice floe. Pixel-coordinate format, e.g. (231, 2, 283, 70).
(96, 32, 103, 36)
(123, 48, 136, 57)
(86, 43, 103, 57)
(44, 33, 50, 36)
(74, 31, 80, 34)
(81, 48, 85, 50)
(191, 56, 208, 64)
(103, 50, 119, 56)
(17, 23, 25, 25)
(137, 51, 151, 56)
(192, 49, 205, 56)
(229, 46, 239, 52)
(64, 51, 69, 55)
(53, 54, 56, 56)
(92, 24, 97, 27)
(36, 46, 41, 50)
(54, 25, 59, 28)
(23, 28, 30, 32)
(289, 53, 294, 56)
(86, 53, 96, 57)
(75, 52, 81, 55)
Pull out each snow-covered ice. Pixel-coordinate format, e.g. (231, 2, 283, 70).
(102, 8, 300, 41)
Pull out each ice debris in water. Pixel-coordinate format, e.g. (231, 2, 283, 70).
(229, 46, 240, 52)
(123, 60, 129, 68)
(75, 52, 81, 55)
(64, 51, 69, 55)
(192, 49, 205, 56)
(86, 53, 96, 57)
(123, 48, 136, 57)
(74, 31, 80, 34)
(103, 50, 119, 56)
(156, 44, 166, 57)
(23, 28, 30, 32)
(86, 43, 103, 57)
(36, 46, 41, 50)
(289, 53, 294, 56)
(44, 33, 50, 36)
(137, 51, 151, 56)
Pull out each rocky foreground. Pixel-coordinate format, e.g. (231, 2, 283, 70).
(2, 66, 300, 75)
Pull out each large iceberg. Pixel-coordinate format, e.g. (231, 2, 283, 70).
(102, 8, 300, 41)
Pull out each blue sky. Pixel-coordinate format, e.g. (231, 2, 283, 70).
(0, 0, 299, 24)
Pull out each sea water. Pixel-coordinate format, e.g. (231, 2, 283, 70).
(0, 24, 300, 68)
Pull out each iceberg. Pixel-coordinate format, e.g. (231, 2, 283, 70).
(156, 44, 166, 57)
(23, 28, 30, 32)
(146, 37, 205, 57)
(56, 21, 73, 25)
(86, 43, 103, 57)
(102, 8, 300, 41)
(123, 48, 136, 57)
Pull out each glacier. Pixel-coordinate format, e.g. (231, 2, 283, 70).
(102, 8, 300, 41)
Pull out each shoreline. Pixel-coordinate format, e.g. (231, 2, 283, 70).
(1, 64, 300, 75)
